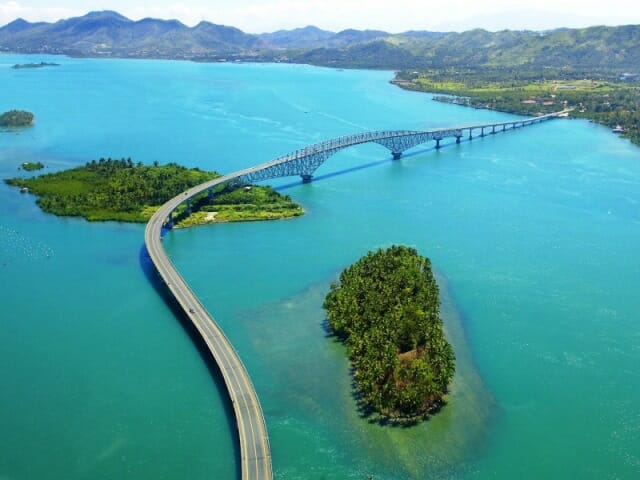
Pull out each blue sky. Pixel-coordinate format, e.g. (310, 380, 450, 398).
(2, 0, 640, 33)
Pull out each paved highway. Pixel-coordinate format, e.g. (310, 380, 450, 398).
(145, 172, 273, 480)
(144, 111, 567, 480)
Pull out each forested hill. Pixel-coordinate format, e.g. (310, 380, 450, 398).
(294, 26, 640, 71)
(1, 11, 639, 73)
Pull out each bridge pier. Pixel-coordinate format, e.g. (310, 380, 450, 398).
(492, 125, 496, 134)
(186, 199, 192, 214)
(481, 127, 485, 137)
(435, 139, 441, 149)
(469, 129, 473, 140)
(455, 135, 461, 144)
(208, 188, 214, 202)
(392, 151, 402, 160)
(503, 124, 506, 132)
(301, 174, 313, 183)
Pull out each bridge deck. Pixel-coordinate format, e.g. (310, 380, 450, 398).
(144, 110, 568, 480)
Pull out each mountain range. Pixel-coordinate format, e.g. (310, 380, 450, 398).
(1, 10, 639, 72)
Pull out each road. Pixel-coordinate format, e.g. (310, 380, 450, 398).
(143, 111, 567, 479)
(144, 173, 273, 480)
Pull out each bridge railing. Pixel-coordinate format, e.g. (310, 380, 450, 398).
(229, 109, 571, 184)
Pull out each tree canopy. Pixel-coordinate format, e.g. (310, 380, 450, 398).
(0, 110, 34, 127)
(324, 245, 455, 421)
(5, 157, 302, 224)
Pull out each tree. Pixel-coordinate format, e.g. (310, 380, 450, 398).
(324, 245, 455, 421)
(0, 109, 34, 127)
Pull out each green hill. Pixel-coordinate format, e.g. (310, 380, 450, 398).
(2, 11, 640, 73)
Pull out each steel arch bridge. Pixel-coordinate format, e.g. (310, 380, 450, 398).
(146, 109, 568, 480)
(233, 110, 568, 185)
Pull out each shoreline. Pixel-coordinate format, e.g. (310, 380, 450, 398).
(390, 76, 640, 147)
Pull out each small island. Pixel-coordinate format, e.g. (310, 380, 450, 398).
(5, 157, 303, 225)
(323, 245, 455, 422)
(20, 161, 44, 171)
(12, 62, 60, 69)
(0, 110, 34, 127)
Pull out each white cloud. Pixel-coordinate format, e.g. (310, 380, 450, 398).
(2, 0, 640, 32)
(0, 1, 79, 25)
(121, 0, 640, 33)
(124, 3, 210, 26)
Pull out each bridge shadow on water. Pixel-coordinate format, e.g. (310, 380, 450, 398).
(138, 244, 242, 480)
(273, 138, 471, 190)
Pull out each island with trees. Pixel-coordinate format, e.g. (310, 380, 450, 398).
(4, 157, 303, 225)
(323, 245, 455, 422)
(20, 161, 44, 171)
(0, 110, 34, 127)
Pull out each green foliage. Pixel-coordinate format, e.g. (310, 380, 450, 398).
(290, 24, 640, 70)
(20, 161, 44, 171)
(5, 157, 303, 225)
(174, 185, 303, 227)
(324, 245, 455, 421)
(4, 12, 640, 72)
(5, 158, 218, 222)
(0, 109, 34, 127)
(396, 70, 640, 146)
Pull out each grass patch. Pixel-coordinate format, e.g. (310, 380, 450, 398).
(6, 158, 304, 226)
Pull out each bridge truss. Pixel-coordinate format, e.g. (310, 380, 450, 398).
(146, 109, 569, 480)
(236, 110, 567, 185)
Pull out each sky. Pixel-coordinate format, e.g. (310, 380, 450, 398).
(1, 0, 640, 33)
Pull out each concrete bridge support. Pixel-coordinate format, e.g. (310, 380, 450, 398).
(392, 152, 403, 160)
(145, 108, 569, 480)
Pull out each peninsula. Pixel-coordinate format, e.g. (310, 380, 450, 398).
(5, 157, 302, 225)
(393, 70, 640, 146)
(324, 246, 455, 422)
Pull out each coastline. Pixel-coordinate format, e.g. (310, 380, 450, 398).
(238, 269, 494, 478)
(390, 76, 640, 147)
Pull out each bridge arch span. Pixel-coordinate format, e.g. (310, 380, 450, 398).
(144, 110, 569, 480)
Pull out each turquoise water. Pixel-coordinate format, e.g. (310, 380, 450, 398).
(1, 54, 639, 479)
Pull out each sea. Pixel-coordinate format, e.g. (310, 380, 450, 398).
(0, 54, 638, 479)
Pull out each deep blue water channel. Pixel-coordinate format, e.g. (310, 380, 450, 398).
(0, 55, 638, 479)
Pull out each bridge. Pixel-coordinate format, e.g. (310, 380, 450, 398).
(144, 110, 568, 480)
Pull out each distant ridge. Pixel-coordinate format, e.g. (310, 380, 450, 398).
(1, 11, 639, 71)
(258, 26, 335, 49)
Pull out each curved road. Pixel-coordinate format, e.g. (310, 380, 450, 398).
(145, 171, 273, 480)
(144, 111, 567, 480)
